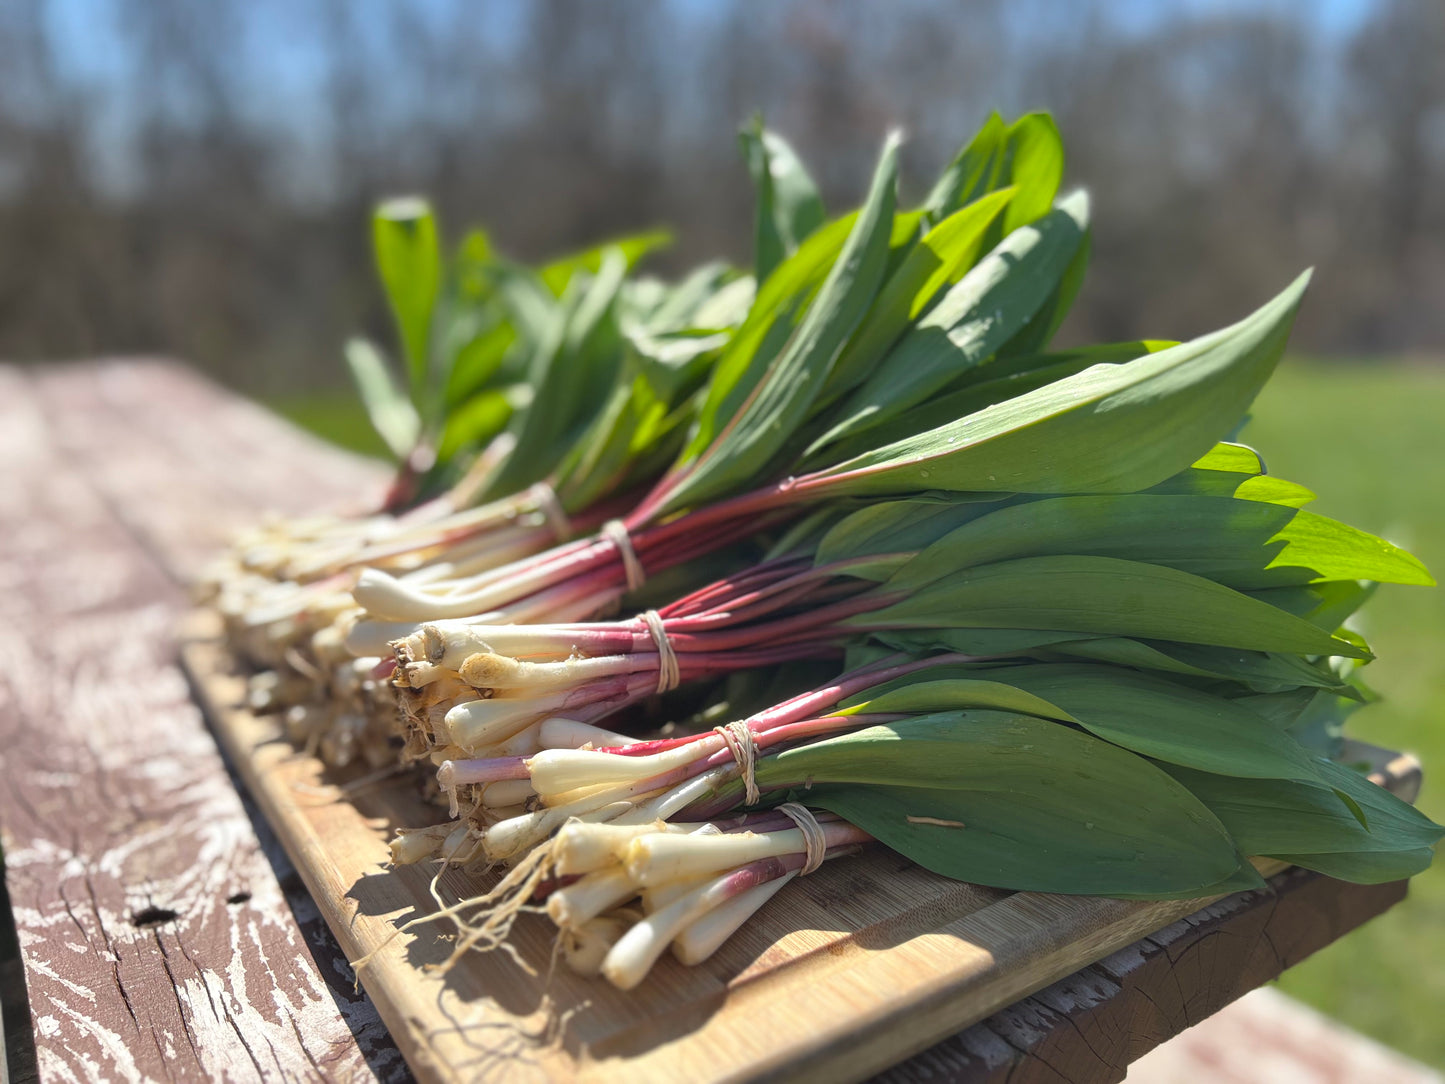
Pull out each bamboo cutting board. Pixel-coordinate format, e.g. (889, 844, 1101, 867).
(180, 610, 1420, 1084)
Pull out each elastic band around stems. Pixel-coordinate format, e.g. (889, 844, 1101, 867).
(528, 483, 573, 542)
(641, 609, 679, 696)
(778, 802, 826, 876)
(602, 519, 646, 591)
(713, 720, 760, 805)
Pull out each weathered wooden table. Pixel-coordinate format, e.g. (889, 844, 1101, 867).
(0, 360, 1415, 1083)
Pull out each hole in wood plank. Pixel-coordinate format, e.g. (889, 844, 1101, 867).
(226, 892, 251, 906)
(131, 906, 179, 928)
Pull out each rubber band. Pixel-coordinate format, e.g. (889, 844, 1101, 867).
(602, 519, 646, 592)
(778, 802, 827, 876)
(528, 483, 573, 542)
(714, 720, 760, 805)
(640, 609, 679, 695)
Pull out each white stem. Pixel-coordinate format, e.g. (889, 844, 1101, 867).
(346, 619, 427, 658)
(494, 723, 543, 757)
(554, 820, 680, 877)
(614, 765, 735, 825)
(625, 829, 803, 887)
(482, 793, 637, 862)
(672, 872, 796, 966)
(602, 875, 736, 990)
(641, 873, 714, 913)
(547, 867, 638, 929)
(527, 738, 716, 797)
(480, 779, 537, 807)
(538, 717, 640, 750)
(460, 652, 648, 693)
(446, 695, 560, 751)
(396, 621, 585, 669)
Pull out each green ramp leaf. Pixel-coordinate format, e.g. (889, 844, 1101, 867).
(888, 494, 1432, 592)
(740, 119, 826, 283)
(756, 711, 1241, 897)
(1164, 759, 1443, 858)
(344, 338, 421, 461)
(820, 187, 1016, 405)
(373, 196, 441, 397)
(809, 272, 1312, 499)
(855, 554, 1369, 658)
(659, 133, 904, 515)
(810, 191, 1091, 456)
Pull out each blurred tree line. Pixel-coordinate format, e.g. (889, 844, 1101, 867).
(1, 0, 1442, 395)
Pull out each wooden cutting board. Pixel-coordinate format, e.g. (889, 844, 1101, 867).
(180, 610, 1420, 1084)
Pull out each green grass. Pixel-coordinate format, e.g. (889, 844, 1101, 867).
(1243, 359, 1445, 1068)
(270, 358, 1445, 1063)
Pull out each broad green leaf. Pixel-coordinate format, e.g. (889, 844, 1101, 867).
(890, 494, 1432, 593)
(677, 214, 855, 466)
(484, 252, 628, 498)
(658, 134, 904, 515)
(809, 192, 1091, 456)
(758, 711, 1241, 896)
(1165, 759, 1443, 857)
(810, 782, 1245, 898)
(344, 338, 420, 461)
(674, 210, 921, 477)
(1194, 442, 1266, 473)
(444, 320, 516, 406)
(1271, 847, 1436, 883)
(1108, 862, 1267, 900)
(814, 496, 1005, 571)
(452, 228, 494, 300)
(998, 113, 1066, 234)
(857, 554, 1369, 658)
(811, 272, 1311, 499)
(1219, 689, 1318, 729)
(539, 230, 671, 295)
(372, 196, 441, 397)
(843, 664, 1325, 782)
(869, 627, 1099, 656)
(840, 677, 1073, 722)
(1303, 580, 1381, 631)
(806, 342, 1172, 471)
(436, 386, 515, 462)
(996, 225, 1089, 359)
(1042, 638, 1351, 693)
(740, 120, 826, 282)
(1148, 468, 1316, 507)
(978, 664, 1325, 781)
(923, 112, 1008, 223)
(689, 274, 757, 329)
(643, 262, 741, 330)
(821, 188, 1016, 405)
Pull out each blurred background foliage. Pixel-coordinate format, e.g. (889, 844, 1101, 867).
(2, 0, 1442, 1066)
(4, 0, 1445, 391)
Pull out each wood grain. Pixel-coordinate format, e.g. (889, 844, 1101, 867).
(182, 612, 1423, 1084)
(0, 362, 402, 1083)
(875, 869, 1409, 1083)
(2, 359, 1421, 1084)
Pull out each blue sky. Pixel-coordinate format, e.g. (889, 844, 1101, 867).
(20, 0, 1388, 198)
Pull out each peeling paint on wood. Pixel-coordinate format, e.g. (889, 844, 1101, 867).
(0, 362, 403, 1083)
(0, 360, 1420, 1084)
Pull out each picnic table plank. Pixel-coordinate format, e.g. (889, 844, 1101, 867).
(0, 362, 403, 1083)
(875, 866, 1409, 1082)
(0, 360, 1421, 1083)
